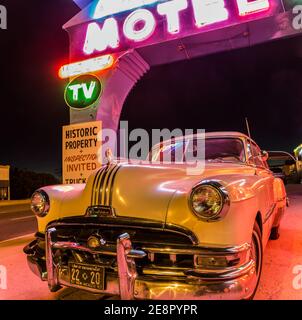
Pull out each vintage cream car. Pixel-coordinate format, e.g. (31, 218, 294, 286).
(24, 132, 287, 300)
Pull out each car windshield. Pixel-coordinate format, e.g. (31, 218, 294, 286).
(150, 137, 245, 163)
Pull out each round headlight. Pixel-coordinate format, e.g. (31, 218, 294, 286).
(189, 182, 229, 221)
(31, 190, 50, 217)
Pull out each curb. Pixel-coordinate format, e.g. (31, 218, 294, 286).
(0, 233, 35, 246)
(0, 200, 30, 207)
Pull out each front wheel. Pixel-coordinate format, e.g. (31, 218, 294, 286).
(245, 222, 263, 300)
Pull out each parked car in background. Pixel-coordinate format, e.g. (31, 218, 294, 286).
(267, 151, 302, 184)
(24, 132, 287, 300)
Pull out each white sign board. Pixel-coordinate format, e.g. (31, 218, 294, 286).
(62, 121, 102, 184)
(0, 166, 9, 181)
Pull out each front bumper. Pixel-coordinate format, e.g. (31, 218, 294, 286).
(24, 230, 257, 300)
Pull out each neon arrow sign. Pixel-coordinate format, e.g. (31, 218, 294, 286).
(82, 0, 273, 56)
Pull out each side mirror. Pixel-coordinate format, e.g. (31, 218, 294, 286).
(261, 150, 269, 162)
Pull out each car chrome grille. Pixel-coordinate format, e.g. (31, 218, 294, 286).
(48, 217, 198, 277)
(55, 226, 193, 246)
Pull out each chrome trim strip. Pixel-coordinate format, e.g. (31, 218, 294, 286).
(142, 267, 188, 277)
(56, 260, 257, 299)
(264, 203, 277, 224)
(141, 242, 250, 255)
(59, 279, 114, 295)
(47, 217, 198, 245)
(52, 241, 147, 259)
(45, 227, 60, 291)
(185, 260, 255, 281)
(49, 239, 249, 259)
(109, 165, 121, 206)
(91, 166, 106, 205)
(101, 164, 116, 205)
(91, 164, 121, 206)
(107, 165, 120, 206)
(97, 165, 112, 205)
(117, 233, 137, 300)
(57, 270, 257, 300)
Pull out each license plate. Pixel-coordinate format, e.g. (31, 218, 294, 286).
(69, 263, 104, 291)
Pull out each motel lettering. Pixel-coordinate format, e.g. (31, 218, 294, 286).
(84, 0, 272, 55)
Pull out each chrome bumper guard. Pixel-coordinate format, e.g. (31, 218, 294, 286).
(29, 227, 257, 300)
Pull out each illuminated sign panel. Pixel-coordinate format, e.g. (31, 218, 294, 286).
(65, 74, 102, 110)
(72, 0, 279, 58)
(59, 54, 114, 79)
(62, 121, 102, 184)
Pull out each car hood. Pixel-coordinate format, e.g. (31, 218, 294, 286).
(92, 161, 254, 223)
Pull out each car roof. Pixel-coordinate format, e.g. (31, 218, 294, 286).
(205, 131, 249, 139)
(156, 131, 255, 148)
(172, 131, 250, 141)
(268, 151, 296, 160)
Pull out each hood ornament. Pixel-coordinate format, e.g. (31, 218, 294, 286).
(105, 148, 114, 165)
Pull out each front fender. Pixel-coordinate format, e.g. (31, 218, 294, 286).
(166, 188, 258, 247)
(36, 184, 87, 232)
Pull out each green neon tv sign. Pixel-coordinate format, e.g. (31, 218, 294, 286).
(64, 74, 102, 110)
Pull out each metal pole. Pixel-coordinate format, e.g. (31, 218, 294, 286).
(245, 117, 252, 140)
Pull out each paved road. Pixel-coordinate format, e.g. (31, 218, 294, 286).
(0, 204, 37, 242)
(255, 184, 302, 299)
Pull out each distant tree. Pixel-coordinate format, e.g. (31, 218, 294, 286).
(10, 167, 60, 200)
(54, 167, 62, 182)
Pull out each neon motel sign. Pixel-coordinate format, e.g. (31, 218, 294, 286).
(83, 0, 272, 56)
(60, 0, 279, 78)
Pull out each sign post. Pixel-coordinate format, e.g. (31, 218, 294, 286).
(62, 121, 102, 184)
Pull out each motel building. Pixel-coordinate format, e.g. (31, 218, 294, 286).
(0, 165, 10, 201)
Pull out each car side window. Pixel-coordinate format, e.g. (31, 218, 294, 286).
(246, 142, 253, 163)
(251, 143, 266, 168)
(247, 141, 266, 168)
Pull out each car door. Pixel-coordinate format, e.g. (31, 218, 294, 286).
(252, 143, 276, 241)
(247, 140, 275, 245)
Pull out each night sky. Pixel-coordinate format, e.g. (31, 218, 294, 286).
(1, 1, 302, 176)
